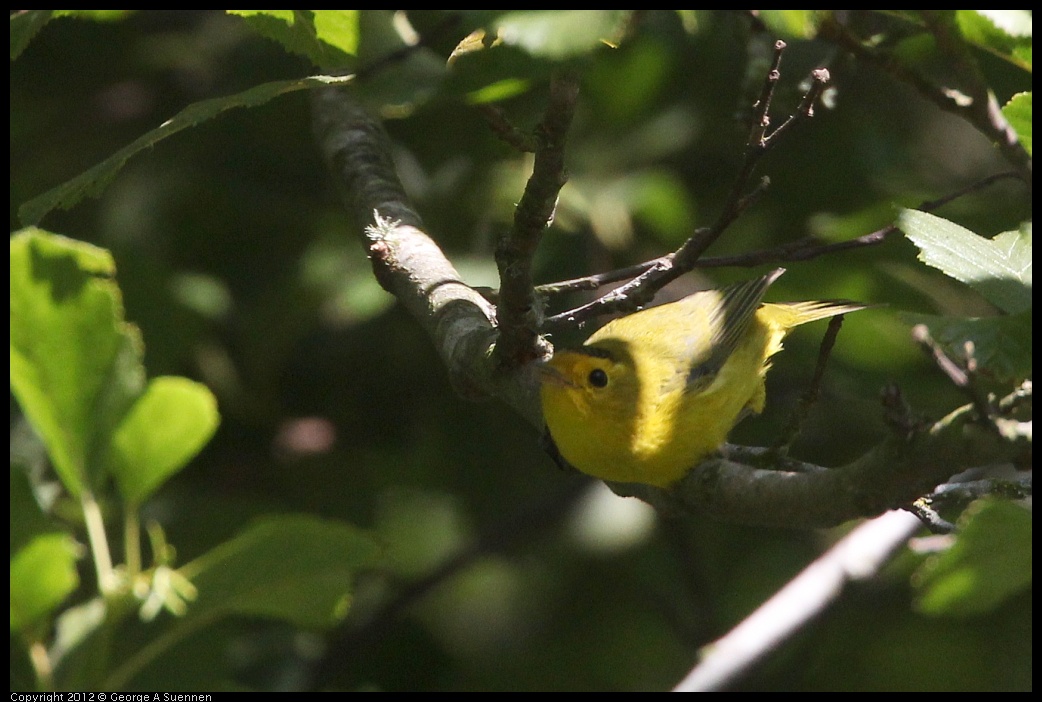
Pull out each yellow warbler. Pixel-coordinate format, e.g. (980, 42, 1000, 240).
(540, 269, 866, 487)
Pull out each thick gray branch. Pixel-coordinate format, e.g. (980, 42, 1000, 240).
(311, 86, 541, 418)
(614, 402, 1023, 528)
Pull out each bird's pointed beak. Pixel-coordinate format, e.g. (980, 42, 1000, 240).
(537, 356, 575, 389)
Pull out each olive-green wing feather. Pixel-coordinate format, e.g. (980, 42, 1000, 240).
(681, 268, 784, 391)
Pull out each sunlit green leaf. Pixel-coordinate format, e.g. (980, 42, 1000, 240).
(109, 377, 220, 505)
(52, 10, 133, 22)
(493, 10, 631, 59)
(956, 10, 1033, 71)
(914, 499, 1032, 617)
(10, 533, 81, 632)
(228, 10, 358, 69)
(466, 78, 532, 105)
(757, 10, 824, 40)
(311, 10, 360, 57)
(899, 210, 1032, 314)
(971, 10, 1033, 37)
(1002, 92, 1032, 156)
(10, 229, 145, 498)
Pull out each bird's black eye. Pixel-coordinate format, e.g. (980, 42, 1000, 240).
(588, 368, 609, 388)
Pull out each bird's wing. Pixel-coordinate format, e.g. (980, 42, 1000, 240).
(681, 269, 782, 393)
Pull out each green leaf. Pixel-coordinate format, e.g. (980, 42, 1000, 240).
(955, 10, 1033, 71)
(52, 10, 133, 22)
(18, 74, 354, 226)
(12, 10, 133, 60)
(228, 10, 358, 69)
(466, 77, 532, 105)
(756, 10, 824, 40)
(10, 533, 81, 633)
(898, 311, 1032, 382)
(178, 515, 381, 628)
(109, 377, 220, 505)
(970, 10, 1033, 37)
(1002, 92, 1032, 157)
(914, 499, 1032, 617)
(10, 229, 145, 498)
(899, 210, 1032, 314)
(10, 10, 53, 60)
(493, 10, 631, 59)
(311, 10, 360, 57)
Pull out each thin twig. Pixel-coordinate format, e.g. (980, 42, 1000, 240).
(905, 497, 957, 533)
(819, 14, 1031, 185)
(746, 39, 787, 147)
(932, 474, 1032, 503)
(912, 324, 996, 432)
(493, 69, 580, 369)
(771, 313, 848, 456)
(536, 170, 1022, 298)
(907, 469, 1032, 532)
(479, 104, 540, 152)
(763, 68, 831, 145)
(542, 46, 832, 332)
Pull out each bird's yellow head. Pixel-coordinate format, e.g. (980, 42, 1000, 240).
(540, 342, 637, 414)
(539, 339, 650, 483)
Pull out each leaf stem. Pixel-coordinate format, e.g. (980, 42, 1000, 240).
(81, 490, 116, 594)
(124, 505, 141, 579)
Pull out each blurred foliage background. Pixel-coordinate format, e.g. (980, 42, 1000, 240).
(11, 10, 1031, 691)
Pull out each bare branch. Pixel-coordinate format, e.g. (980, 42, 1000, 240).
(932, 473, 1032, 503)
(820, 14, 1031, 185)
(610, 398, 1023, 528)
(479, 104, 540, 153)
(493, 69, 580, 370)
(761, 67, 831, 145)
(905, 498, 958, 533)
(746, 39, 787, 147)
(770, 313, 849, 457)
(538, 170, 1023, 299)
(312, 86, 543, 416)
(543, 46, 832, 332)
(674, 510, 923, 691)
(912, 324, 997, 435)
